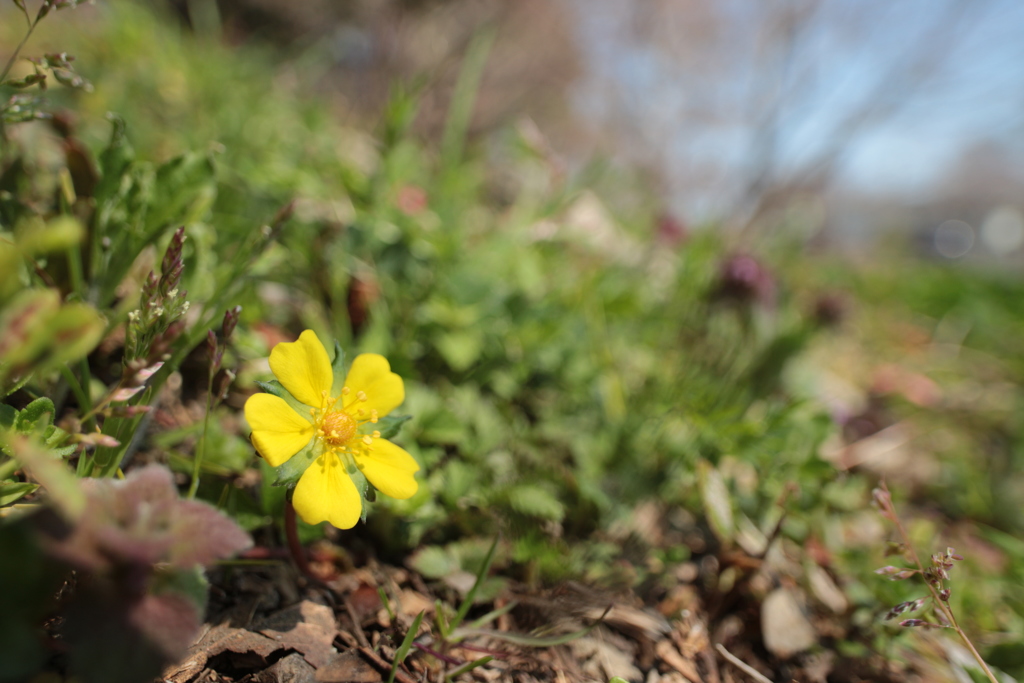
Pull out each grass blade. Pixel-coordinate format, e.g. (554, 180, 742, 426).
(388, 610, 424, 683)
(449, 536, 499, 632)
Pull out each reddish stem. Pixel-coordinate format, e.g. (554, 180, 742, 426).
(284, 497, 317, 580)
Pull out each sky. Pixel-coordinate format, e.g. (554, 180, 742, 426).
(563, 0, 1024, 217)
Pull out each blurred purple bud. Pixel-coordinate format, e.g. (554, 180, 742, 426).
(206, 329, 217, 357)
(142, 270, 159, 304)
(711, 253, 776, 309)
(884, 541, 907, 557)
(111, 386, 144, 402)
(107, 404, 152, 418)
(655, 212, 689, 247)
(939, 588, 951, 602)
(74, 433, 121, 448)
(161, 227, 185, 274)
(872, 487, 891, 507)
(221, 305, 241, 342)
(899, 619, 942, 628)
(271, 201, 295, 232)
(215, 368, 236, 402)
(811, 292, 847, 329)
(134, 361, 164, 383)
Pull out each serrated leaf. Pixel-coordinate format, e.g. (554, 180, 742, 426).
(506, 484, 565, 521)
(372, 414, 410, 440)
(15, 397, 55, 434)
(0, 481, 38, 506)
(272, 440, 318, 487)
(698, 459, 734, 544)
(255, 379, 312, 415)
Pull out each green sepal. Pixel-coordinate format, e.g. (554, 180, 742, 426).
(15, 398, 55, 434)
(364, 413, 411, 440)
(329, 340, 347, 399)
(272, 440, 319, 487)
(255, 380, 313, 419)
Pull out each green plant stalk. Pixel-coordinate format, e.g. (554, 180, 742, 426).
(89, 225, 271, 477)
(58, 365, 91, 425)
(883, 486, 999, 683)
(282, 494, 322, 585)
(445, 656, 492, 682)
(448, 536, 499, 633)
(462, 601, 517, 632)
(439, 26, 496, 172)
(378, 587, 395, 622)
(0, 457, 22, 481)
(0, 11, 38, 84)
(187, 372, 215, 499)
(434, 599, 450, 640)
(0, 0, 45, 144)
(387, 610, 424, 683)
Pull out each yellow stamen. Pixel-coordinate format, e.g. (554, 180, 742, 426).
(356, 391, 367, 402)
(372, 430, 381, 438)
(342, 386, 351, 396)
(321, 411, 358, 447)
(362, 435, 373, 445)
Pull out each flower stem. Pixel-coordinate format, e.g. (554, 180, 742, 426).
(284, 495, 318, 581)
(878, 483, 999, 683)
(187, 374, 215, 499)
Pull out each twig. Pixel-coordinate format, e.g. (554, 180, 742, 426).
(345, 598, 371, 648)
(715, 643, 775, 683)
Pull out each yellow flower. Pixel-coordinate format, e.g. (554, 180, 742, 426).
(244, 330, 419, 528)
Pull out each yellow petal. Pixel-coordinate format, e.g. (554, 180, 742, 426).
(343, 353, 405, 418)
(355, 438, 419, 500)
(245, 393, 315, 467)
(292, 453, 362, 529)
(269, 329, 334, 408)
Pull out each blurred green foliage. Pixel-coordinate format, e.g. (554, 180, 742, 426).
(3, 0, 1024, 679)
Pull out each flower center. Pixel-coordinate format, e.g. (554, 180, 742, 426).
(321, 410, 358, 446)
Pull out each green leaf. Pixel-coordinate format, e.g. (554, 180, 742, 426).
(388, 610, 424, 683)
(444, 656, 492, 682)
(15, 398, 55, 434)
(408, 545, 460, 579)
(94, 114, 134, 205)
(698, 459, 734, 545)
(255, 380, 312, 416)
(0, 481, 38, 506)
(0, 405, 16, 429)
(17, 216, 83, 255)
(372, 414, 410, 440)
(434, 330, 483, 372)
(506, 484, 565, 521)
(449, 536, 499, 632)
(272, 440, 318, 487)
